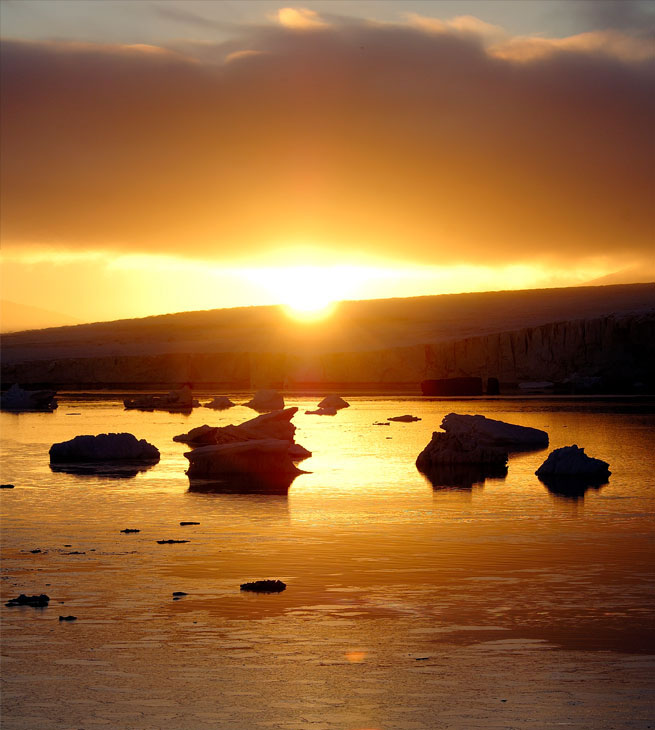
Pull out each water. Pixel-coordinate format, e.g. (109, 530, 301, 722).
(1, 396, 654, 729)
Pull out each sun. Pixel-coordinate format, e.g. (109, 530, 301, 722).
(281, 278, 337, 322)
(243, 262, 360, 321)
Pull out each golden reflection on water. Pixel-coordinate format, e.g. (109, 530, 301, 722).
(1, 396, 654, 728)
(345, 650, 367, 663)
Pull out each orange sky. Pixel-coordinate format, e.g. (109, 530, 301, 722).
(1, 5, 654, 324)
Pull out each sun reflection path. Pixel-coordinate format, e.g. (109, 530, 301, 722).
(345, 649, 367, 663)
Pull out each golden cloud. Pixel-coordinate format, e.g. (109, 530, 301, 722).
(492, 29, 655, 62)
(1, 16, 653, 269)
(277, 7, 328, 30)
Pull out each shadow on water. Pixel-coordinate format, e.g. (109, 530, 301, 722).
(187, 472, 301, 495)
(539, 474, 609, 501)
(49, 461, 158, 479)
(417, 463, 508, 490)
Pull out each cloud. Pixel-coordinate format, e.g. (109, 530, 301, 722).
(224, 49, 267, 63)
(276, 7, 329, 30)
(491, 29, 655, 62)
(150, 2, 238, 32)
(1, 14, 653, 270)
(574, 0, 655, 33)
(406, 13, 504, 40)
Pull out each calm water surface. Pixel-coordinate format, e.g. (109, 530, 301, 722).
(1, 396, 654, 729)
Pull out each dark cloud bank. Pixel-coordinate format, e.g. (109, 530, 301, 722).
(1, 16, 653, 267)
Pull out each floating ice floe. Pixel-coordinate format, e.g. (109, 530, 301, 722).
(416, 431, 509, 469)
(536, 445, 610, 479)
(184, 439, 303, 494)
(440, 413, 548, 450)
(317, 395, 350, 410)
(1, 384, 58, 412)
(49, 433, 160, 476)
(174, 407, 311, 461)
(124, 385, 199, 412)
(244, 389, 284, 412)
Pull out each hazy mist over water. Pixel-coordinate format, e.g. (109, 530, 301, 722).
(1, 396, 654, 728)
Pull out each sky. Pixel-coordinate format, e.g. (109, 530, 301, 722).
(1, 0, 654, 325)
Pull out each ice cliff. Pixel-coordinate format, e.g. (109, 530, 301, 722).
(3, 310, 653, 389)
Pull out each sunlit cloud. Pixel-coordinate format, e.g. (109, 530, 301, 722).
(224, 49, 266, 63)
(1, 12, 653, 279)
(123, 43, 171, 55)
(406, 13, 504, 40)
(277, 7, 328, 30)
(491, 29, 655, 62)
(406, 12, 654, 62)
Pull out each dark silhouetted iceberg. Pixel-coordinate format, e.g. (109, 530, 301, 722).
(185, 439, 303, 494)
(536, 445, 610, 479)
(49, 433, 159, 476)
(441, 413, 548, 450)
(1, 384, 57, 412)
(417, 431, 508, 469)
(244, 389, 284, 412)
(174, 407, 311, 461)
(317, 395, 349, 410)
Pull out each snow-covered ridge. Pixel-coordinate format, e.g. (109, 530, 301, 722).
(2, 283, 653, 364)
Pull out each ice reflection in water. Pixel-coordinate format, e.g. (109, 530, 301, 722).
(188, 474, 300, 495)
(538, 474, 609, 500)
(49, 461, 159, 478)
(418, 462, 509, 490)
(1, 396, 654, 728)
